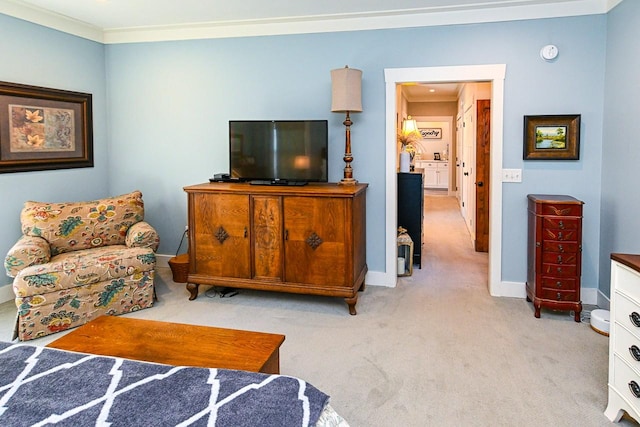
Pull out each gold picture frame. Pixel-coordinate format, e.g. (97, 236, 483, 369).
(523, 114, 580, 160)
(0, 81, 93, 173)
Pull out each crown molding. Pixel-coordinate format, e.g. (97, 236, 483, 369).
(0, 0, 103, 42)
(0, 0, 617, 45)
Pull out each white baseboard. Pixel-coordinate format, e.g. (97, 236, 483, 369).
(4, 256, 605, 307)
(157, 253, 396, 288)
(596, 289, 611, 310)
(492, 281, 527, 298)
(491, 280, 599, 305)
(0, 284, 14, 305)
(364, 270, 395, 287)
(156, 253, 171, 268)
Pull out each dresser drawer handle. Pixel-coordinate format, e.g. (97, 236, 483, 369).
(556, 292, 562, 300)
(631, 312, 640, 327)
(630, 381, 640, 398)
(558, 244, 564, 252)
(630, 345, 640, 362)
(556, 281, 562, 288)
(558, 221, 564, 229)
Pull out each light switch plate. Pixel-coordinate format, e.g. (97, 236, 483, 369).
(502, 168, 522, 183)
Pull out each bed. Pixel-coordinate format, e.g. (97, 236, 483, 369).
(0, 341, 349, 426)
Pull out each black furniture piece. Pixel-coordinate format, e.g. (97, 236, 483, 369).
(397, 172, 424, 268)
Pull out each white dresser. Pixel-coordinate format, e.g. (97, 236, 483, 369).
(605, 253, 640, 423)
(415, 160, 448, 189)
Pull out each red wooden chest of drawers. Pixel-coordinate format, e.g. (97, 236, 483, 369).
(526, 194, 584, 322)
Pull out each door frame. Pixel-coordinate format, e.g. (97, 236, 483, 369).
(383, 64, 507, 297)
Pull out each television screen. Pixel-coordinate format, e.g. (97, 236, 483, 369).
(229, 120, 328, 183)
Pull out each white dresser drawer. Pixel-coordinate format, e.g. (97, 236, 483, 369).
(612, 355, 640, 406)
(614, 325, 640, 370)
(615, 292, 640, 341)
(615, 262, 640, 299)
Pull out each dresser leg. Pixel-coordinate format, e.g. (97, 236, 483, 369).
(574, 304, 582, 322)
(534, 301, 541, 318)
(186, 283, 199, 300)
(345, 295, 358, 315)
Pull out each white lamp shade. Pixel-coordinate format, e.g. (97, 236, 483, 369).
(331, 66, 363, 113)
(402, 117, 419, 134)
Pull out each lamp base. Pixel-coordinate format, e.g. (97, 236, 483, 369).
(338, 178, 357, 186)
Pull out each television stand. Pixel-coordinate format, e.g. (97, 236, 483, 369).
(250, 179, 307, 186)
(183, 182, 368, 314)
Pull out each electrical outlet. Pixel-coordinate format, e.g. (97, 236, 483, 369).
(502, 168, 522, 183)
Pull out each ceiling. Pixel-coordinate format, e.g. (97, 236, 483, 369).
(0, 0, 621, 44)
(402, 83, 462, 103)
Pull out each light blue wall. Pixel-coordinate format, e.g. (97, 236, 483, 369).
(1, 10, 610, 294)
(106, 15, 607, 288)
(599, 0, 640, 298)
(0, 14, 108, 290)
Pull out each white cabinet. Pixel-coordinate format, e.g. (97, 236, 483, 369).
(605, 254, 640, 423)
(416, 161, 448, 189)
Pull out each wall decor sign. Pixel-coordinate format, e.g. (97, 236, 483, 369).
(0, 81, 93, 173)
(523, 114, 580, 160)
(420, 128, 442, 139)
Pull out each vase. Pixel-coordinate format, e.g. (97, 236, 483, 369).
(399, 147, 410, 173)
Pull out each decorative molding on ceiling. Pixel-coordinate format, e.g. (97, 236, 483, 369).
(0, 0, 621, 45)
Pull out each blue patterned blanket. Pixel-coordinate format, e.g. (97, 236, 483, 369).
(0, 341, 329, 426)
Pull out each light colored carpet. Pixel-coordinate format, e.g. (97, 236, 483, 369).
(0, 194, 631, 426)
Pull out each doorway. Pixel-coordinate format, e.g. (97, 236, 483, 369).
(384, 64, 508, 297)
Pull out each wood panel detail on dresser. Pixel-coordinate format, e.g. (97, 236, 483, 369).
(606, 253, 640, 423)
(183, 182, 368, 315)
(526, 194, 583, 322)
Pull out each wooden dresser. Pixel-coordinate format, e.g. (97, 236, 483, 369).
(606, 253, 640, 423)
(183, 182, 367, 314)
(397, 172, 424, 268)
(526, 194, 583, 322)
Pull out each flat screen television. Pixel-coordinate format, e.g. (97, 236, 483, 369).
(229, 120, 328, 184)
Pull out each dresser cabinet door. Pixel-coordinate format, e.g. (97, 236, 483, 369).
(283, 197, 348, 287)
(252, 195, 283, 280)
(191, 193, 251, 278)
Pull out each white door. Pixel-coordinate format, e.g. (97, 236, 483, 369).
(462, 106, 476, 240)
(456, 116, 463, 201)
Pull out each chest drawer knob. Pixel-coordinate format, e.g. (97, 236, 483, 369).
(556, 281, 562, 288)
(630, 381, 640, 398)
(631, 312, 640, 327)
(558, 244, 564, 252)
(630, 345, 640, 362)
(559, 220, 565, 229)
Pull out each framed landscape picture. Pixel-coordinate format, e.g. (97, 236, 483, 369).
(0, 81, 93, 173)
(523, 114, 580, 160)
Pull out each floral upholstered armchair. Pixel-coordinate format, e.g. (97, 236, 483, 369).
(4, 191, 159, 341)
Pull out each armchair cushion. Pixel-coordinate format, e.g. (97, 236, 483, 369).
(12, 245, 155, 299)
(20, 190, 145, 257)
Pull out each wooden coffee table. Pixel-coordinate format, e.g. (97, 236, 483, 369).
(47, 316, 285, 374)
